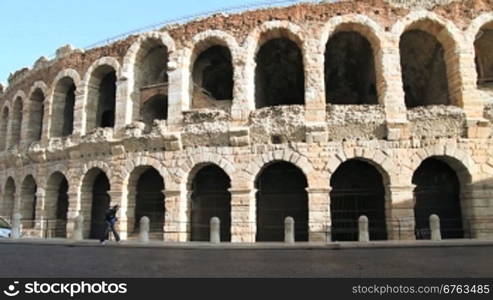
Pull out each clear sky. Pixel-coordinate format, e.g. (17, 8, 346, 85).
(0, 0, 310, 86)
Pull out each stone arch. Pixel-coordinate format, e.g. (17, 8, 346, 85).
(8, 91, 26, 147)
(79, 166, 112, 239)
(187, 30, 239, 110)
(20, 174, 37, 228)
(185, 162, 232, 241)
(82, 57, 121, 133)
(467, 13, 493, 87)
(44, 171, 69, 237)
(244, 21, 306, 110)
(26, 81, 48, 143)
(391, 12, 463, 107)
(50, 69, 81, 138)
(320, 15, 386, 105)
(0, 104, 10, 151)
(122, 32, 175, 127)
(176, 153, 236, 189)
(1, 177, 16, 219)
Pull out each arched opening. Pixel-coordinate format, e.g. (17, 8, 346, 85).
(20, 175, 37, 229)
(1, 177, 15, 219)
(141, 94, 167, 132)
(80, 168, 111, 239)
(330, 160, 387, 241)
(45, 172, 69, 238)
(27, 88, 45, 142)
(51, 77, 76, 137)
(0, 107, 9, 151)
(134, 40, 169, 129)
(9, 97, 23, 146)
(133, 167, 165, 239)
(325, 31, 377, 104)
(475, 24, 493, 87)
(412, 158, 464, 239)
(255, 161, 308, 241)
(192, 45, 233, 108)
(86, 66, 116, 132)
(400, 30, 450, 107)
(190, 165, 231, 241)
(255, 38, 305, 108)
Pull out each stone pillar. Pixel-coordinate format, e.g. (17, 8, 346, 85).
(284, 217, 295, 244)
(114, 77, 130, 138)
(33, 188, 46, 238)
(307, 188, 331, 242)
(164, 188, 188, 242)
(210, 217, 220, 244)
(11, 213, 21, 239)
(139, 216, 149, 243)
(66, 188, 81, 239)
(461, 184, 493, 239)
(380, 45, 409, 141)
(359, 215, 370, 242)
(385, 185, 416, 241)
(229, 187, 256, 243)
(166, 51, 186, 127)
(430, 214, 442, 241)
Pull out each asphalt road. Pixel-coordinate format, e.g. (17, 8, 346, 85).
(0, 244, 492, 278)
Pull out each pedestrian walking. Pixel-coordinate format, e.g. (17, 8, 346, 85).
(100, 204, 121, 244)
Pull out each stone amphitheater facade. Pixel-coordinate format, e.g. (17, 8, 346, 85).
(0, 0, 493, 242)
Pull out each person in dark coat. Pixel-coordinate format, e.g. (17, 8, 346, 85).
(100, 205, 121, 244)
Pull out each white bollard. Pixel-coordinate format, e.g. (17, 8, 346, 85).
(72, 215, 84, 241)
(284, 216, 295, 244)
(358, 215, 369, 242)
(210, 217, 220, 244)
(10, 213, 21, 239)
(139, 216, 150, 243)
(430, 214, 442, 241)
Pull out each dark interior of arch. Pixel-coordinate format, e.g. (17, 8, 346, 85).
(412, 158, 463, 239)
(135, 168, 165, 238)
(12, 99, 23, 144)
(255, 38, 305, 108)
(475, 28, 493, 86)
(256, 161, 308, 242)
(325, 31, 378, 104)
(191, 165, 231, 242)
(0, 108, 8, 150)
(330, 160, 387, 241)
(193, 45, 233, 100)
(141, 94, 168, 132)
(90, 172, 111, 239)
(62, 82, 76, 137)
(139, 45, 168, 87)
(3, 178, 15, 218)
(55, 177, 69, 238)
(400, 30, 450, 108)
(21, 177, 37, 229)
(96, 71, 116, 128)
(30, 89, 45, 141)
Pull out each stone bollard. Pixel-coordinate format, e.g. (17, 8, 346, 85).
(358, 215, 369, 242)
(139, 216, 150, 243)
(72, 215, 84, 241)
(10, 213, 21, 239)
(210, 217, 220, 244)
(284, 216, 295, 244)
(430, 214, 442, 241)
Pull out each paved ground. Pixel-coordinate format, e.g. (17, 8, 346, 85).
(1, 243, 492, 277)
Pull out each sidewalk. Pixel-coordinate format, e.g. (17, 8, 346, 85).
(1, 237, 493, 250)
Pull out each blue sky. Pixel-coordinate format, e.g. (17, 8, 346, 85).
(0, 0, 311, 86)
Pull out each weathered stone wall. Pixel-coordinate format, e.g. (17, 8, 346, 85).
(0, 0, 493, 242)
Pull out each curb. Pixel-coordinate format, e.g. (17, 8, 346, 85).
(1, 238, 493, 250)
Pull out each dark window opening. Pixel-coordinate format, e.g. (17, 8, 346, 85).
(330, 160, 387, 241)
(191, 165, 231, 242)
(89, 172, 111, 239)
(29, 89, 45, 142)
(135, 168, 165, 238)
(400, 30, 450, 108)
(412, 158, 464, 239)
(63, 84, 76, 136)
(255, 38, 305, 108)
(193, 45, 233, 101)
(256, 162, 308, 241)
(325, 32, 378, 104)
(141, 95, 168, 132)
(475, 29, 493, 86)
(96, 72, 116, 128)
(55, 177, 69, 238)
